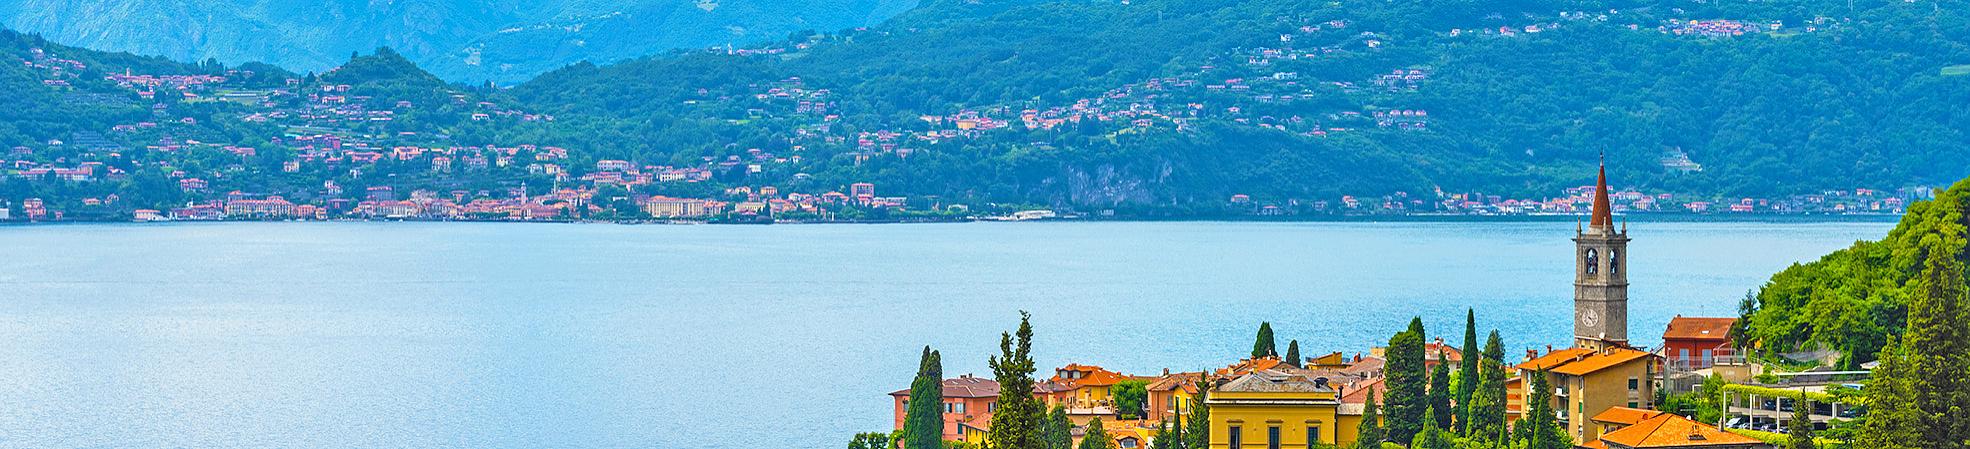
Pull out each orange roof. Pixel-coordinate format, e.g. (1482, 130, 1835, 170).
(1217, 356, 1287, 376)
(1591, 413, 1764, 447)
(1052, 364, 1129, 387)
(1662, 317, 1736, 341)
(1146, 372, 1204, 394)
(1517, 348, 1593, 371)
(1551, 348, 1655, 376)
(1592, 406, 1667, 426)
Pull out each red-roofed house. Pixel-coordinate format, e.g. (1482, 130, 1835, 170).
(1662, 316, 1737, 370)
(891, 374, 1000, 447)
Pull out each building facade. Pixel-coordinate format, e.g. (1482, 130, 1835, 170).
(889, 375, 1000, 446)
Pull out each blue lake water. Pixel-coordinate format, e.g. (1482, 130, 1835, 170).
(0, 220, 1891, 448)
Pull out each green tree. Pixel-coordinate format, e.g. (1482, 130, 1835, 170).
(1788, 394, 1817, 449)
(1903, 236, 1970, 448)
(850, 431, 895, 449)
(1413, 408, 1450, 449)
(1078, 418, 1114, 449)
(904, 346, 946, 449)
(1184, 372, 1210, 449)
(1384, 318, 1427, 445)
(1253, 322, 1278, 359)
(1521, 369, 1570, 449)
(1455, 309, 1478, 434)
(1855, 336, 1918, 449)
(1354, 390, 1384, 449)
(1285, 339, 1302, 368)
(1427, 353, 1452, 430)
(1044, 405, 1073, 449)
(1150, 421, 1175, 449)
(1465, 331, 1508, 443)
(1112, 380, 1150, 420)
(988, 312, 1045, 449)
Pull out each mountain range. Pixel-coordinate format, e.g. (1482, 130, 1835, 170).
(0, 0, 917, 83)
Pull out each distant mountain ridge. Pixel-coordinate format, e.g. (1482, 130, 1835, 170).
(0, 0, 917, 83)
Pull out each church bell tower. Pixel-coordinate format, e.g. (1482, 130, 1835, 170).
(1574, 161, 1629, 350)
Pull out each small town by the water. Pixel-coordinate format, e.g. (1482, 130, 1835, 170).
(870, 166, 1884, 449)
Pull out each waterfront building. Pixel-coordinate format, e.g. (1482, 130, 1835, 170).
(1661, 316, 1737, 370)
(1204, 370, 1364, 448)
(888, 374, 1000, 445)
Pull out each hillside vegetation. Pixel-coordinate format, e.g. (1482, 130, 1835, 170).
(1748, 177, 1970, 367)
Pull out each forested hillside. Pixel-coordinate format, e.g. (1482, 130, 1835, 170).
(1747, 176, 1970, 368)
(505, 0, 1970, 207)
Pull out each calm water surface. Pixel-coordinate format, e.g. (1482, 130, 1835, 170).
(0, 220, 1890, 448)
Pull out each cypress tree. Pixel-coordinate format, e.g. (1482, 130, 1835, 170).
(1455, 309, 1478, 434)
(1150, 421, 1174, 449)
(1383, 318, 1428, 445)
(903, 346, 945, 449)
(1427, 353, 1452, 430)
(1855, 336, 1919, 449)
(1466, 331, 1508, 443)
(1413, 408, 1449, 449)
(1044, 405, 1073, 449)
(1079, 418, 1114, 449)
(1903, 239, 1970, 448)
(1285, 340, 1302, 368)
(1354, 390, 1384, 449)
(1167, 402, 1184, 449)
(1184, 372, 1211, 449)
(1787, 394, 1816, 449)
(1253, 322, 1278, 359)
(988, 312, 1045, 449)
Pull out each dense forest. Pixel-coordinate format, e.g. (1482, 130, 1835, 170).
(1746, 176, 1970, 368)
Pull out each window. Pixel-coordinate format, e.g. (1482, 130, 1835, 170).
(1306, 427, 1321, 448)
(1268, 426, 1281, 449)
(1609, 250, 1620, 275)
(1701, 349, 1714, 364)
(953, 402, 965, 414)
(1585, 249, 1600, 275)
(1629, 378, 1639, 391)
(1229, 426, 1242, 449)
(1629, 401, 1639, 408)
(989, 402, 996, 413)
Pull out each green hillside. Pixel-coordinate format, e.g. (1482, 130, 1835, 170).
(505, 0, 1970, 207)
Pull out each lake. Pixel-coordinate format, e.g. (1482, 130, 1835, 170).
(0, 220, 1891, 448)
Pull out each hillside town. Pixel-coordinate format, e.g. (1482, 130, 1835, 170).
(877, 168, 1858, 449)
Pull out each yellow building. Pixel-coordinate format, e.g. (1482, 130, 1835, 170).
(1206, 370, 1352, 448)
(1514, 346, 1660, 443)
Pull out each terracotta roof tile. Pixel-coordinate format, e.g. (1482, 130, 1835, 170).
(1591, 413, 1764, 447)
(1517, 348, 1593, 371)
(1663, 317, 1736, 341)
(1550, 348, 1655, 376)
(1592, 406, 1667, 426)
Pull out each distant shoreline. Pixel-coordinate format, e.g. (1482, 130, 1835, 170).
(0, 212, 1905, 226)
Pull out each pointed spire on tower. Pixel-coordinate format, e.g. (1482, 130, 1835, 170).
(1590, 151, 1613, 229)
